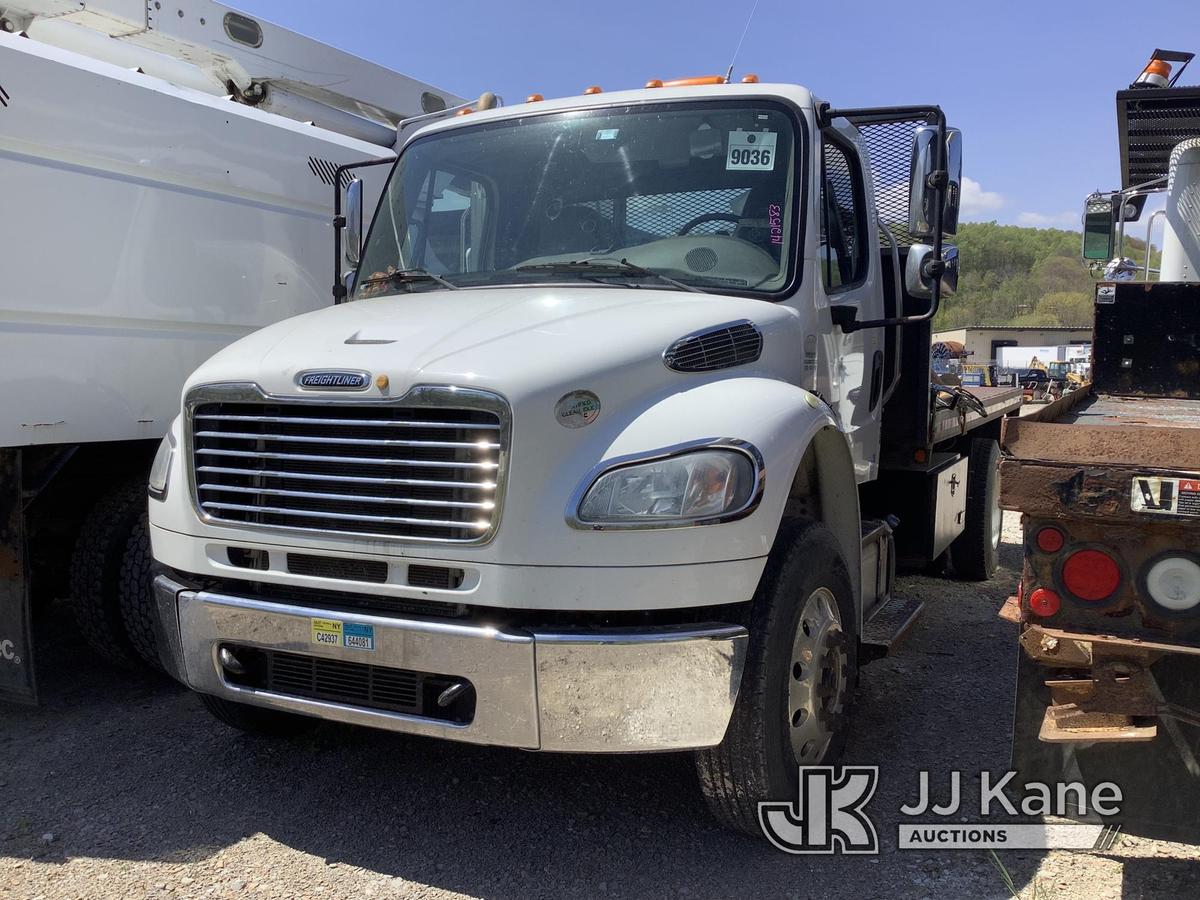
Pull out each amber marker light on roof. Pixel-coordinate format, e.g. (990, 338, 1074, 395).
(662, 75, 724, 87)
(584, 85, 603, 95)
(1134, 58, 1172, 88)
(526, 93, 544, 103)
(644, 79, 663, 88)
(741, 73, 760, 83)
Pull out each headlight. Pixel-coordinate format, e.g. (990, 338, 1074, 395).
(148, 433, 174, 501)
(575, 448, 760, 528)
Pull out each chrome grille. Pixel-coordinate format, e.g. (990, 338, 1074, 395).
(189, 386, 507, 543)
(663, 321, 763, 372)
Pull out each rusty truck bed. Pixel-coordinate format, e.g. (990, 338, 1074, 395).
(999, 386, 1200, 522)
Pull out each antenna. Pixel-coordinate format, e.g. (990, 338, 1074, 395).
(725, 0, 762, 83)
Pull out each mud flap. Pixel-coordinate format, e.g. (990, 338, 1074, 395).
(0, 449, 37, 704)
(1012, 647, 1200, 843)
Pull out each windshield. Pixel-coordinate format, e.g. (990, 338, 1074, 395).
(355, 101, 801, 299)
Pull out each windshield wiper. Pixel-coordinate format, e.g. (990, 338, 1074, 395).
(359, 267, 460, 291)
(515, 258, 704, 294)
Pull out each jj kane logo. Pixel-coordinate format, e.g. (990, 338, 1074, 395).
(759, 767, 1124, 853)
(758, 766, 879, 854)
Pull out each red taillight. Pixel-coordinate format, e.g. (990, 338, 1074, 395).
(1061, 549, 1121, 601)
(1036, 527, 1065, 553)
(1029, 587, 1061, 617)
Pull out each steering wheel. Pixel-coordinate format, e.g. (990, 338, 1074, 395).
(676, 212, 741, 235)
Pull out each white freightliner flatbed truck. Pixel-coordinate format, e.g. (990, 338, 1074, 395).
(146, 75, 1020, 831)
(0, 0, 463, 702)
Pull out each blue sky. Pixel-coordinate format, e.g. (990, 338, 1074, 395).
(239, 0, 1198, 231)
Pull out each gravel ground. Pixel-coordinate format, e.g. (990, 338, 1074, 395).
(3, 512, 1198, 899)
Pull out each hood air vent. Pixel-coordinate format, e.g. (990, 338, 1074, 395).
(663, 320, 763, 373)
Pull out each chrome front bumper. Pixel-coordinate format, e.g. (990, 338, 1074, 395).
(153, 574, 748, 752)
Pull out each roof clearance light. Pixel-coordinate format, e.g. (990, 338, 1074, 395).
(1036, 527, 1065, 553)
(526, 93, 544, 103)
(662, 75, 728, 87)
(1029, 588, 1061, 617)
(1134, 59, 1172, 88)
(456, 107, 473, 116)
(740, 73, 760, 83)
(584, 85, 603, 95)
(645, 79, 664, 88)
(1145, 556, 1200, 612)
(1061, 549, 1122, 602)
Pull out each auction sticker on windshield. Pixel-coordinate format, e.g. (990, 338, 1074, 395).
(727, 130, 777, 171)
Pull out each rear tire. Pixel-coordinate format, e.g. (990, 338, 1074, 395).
(950, 438, 1001, 581)
(69, 480, 156, 670)
(199, 693, 315, 737)
(118, 517, 163, 670)
(695, 519, 858, 835)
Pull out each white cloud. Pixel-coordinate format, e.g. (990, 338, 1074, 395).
(959, 176, 1005, 218)
(1016, 210, 1078, 228)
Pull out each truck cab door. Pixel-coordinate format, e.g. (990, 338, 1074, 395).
(816, 125, 884, 482)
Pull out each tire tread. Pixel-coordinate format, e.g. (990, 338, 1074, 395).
(695, 519, 857, 835)
(68, 481, 148, 669)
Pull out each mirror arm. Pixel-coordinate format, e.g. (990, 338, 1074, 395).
(829, 106, 949, 332)
(331, 156, 397, 304)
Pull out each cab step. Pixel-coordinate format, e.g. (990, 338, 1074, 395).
(860, 595, 924, 662)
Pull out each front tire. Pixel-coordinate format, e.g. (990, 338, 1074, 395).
(695, 519, 858, 835)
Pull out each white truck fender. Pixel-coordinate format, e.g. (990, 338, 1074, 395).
(589, 376, 861, 597)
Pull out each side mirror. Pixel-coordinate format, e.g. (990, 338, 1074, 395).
(1082, 195, 1115, 261)
(908, 126, 962, 239)
(904, 244, 958, 299)
(905, 244, 935, 299)
(344, 177, 364, 267)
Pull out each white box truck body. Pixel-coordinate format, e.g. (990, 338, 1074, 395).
(0, 1, 462, 701)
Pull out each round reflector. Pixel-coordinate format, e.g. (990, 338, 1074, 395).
(1061, 549, 1121, 602)
(1029, 588, 1061, 617)
(1145, 556, 1200, 612)
(1035, 527, 1065, 553)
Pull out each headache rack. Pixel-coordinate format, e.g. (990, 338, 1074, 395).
(851, 116, 946, 248)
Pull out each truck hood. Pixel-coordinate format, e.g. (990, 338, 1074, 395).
(187, 285, 794, 401)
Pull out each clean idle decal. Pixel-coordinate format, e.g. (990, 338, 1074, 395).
(555, 391, 601, 428)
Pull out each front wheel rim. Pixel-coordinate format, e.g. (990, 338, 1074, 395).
(787, 586, 847, 763)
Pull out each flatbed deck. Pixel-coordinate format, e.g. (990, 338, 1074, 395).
(1064, 393, 1200, 429)
(930, 385, 1023, 444)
